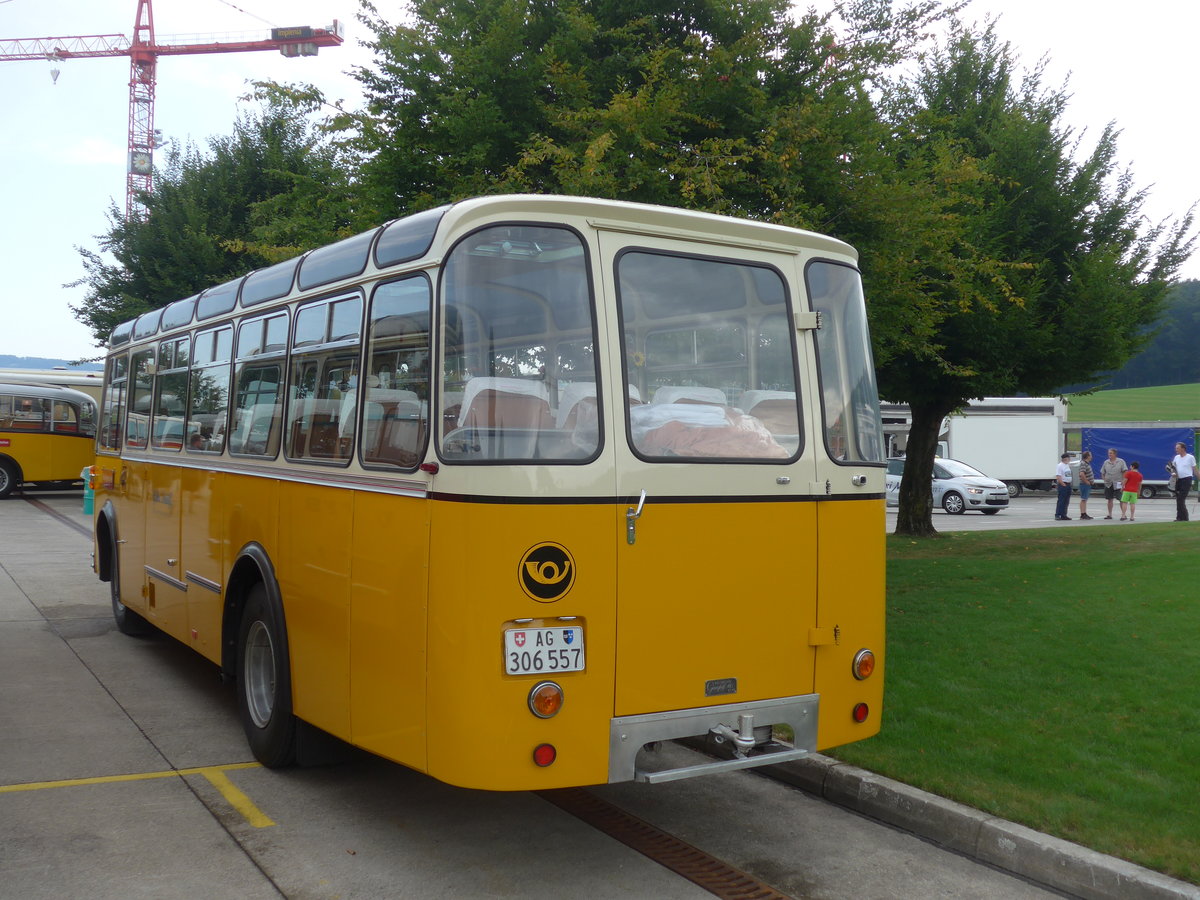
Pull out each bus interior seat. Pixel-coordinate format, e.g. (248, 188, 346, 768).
(555, 383, 643, 430)
(650, 385, 727, 406)
(447, 377, 552, 458)
(738, 390, 799, 434)
(458, 377, 552, 430)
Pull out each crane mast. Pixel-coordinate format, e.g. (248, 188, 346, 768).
(0, 0, 343, 220)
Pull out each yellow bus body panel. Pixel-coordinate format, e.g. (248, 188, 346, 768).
(424, 499, 616, 790)
(143, 460, 187, 638)
(613, 499, 818, 717)
(814, 498, 886, 749)
(347, 490, 430, 770)
(0, 432, 93, 483)
(181, 468, 225, 663)
(276, 481, 354, 740)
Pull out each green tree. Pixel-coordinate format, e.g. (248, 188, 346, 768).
(348, 0, 951, 219)
(71, 97, 356, 346)
(874, 23, 1194, 535)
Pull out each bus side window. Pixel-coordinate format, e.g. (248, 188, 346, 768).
(285, 294, 362, 465)
(363, 275, 431, 471)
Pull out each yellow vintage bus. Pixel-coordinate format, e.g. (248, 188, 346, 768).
(91, 195, 886, 790)
(0, 382, 97, 499)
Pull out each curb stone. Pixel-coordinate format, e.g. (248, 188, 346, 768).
(762, 754, 1200, 900)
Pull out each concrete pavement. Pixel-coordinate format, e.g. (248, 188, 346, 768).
(3, 487, 1198, 899)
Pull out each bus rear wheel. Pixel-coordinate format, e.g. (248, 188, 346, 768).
(237, 582, 297, 768)
(0, 460, 18, 499)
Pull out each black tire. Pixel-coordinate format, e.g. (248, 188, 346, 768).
(0, 460, 17, 499)
(1139, 485, 1155, 500)
(110, 532, 152, 636)
(942, 491, 965, 515)
(981, 508, 1000, 515)
(236, 582, 297, 768)
(1005, 481, 1022, 498)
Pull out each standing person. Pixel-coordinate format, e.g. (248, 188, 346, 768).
(1054, 453, 1073, 520)
(1171, 441, 1197, 522)
(1099, 448, 1128, 520)
(1121, 462, 1144, 521)
(1077, 450, 1095, 519)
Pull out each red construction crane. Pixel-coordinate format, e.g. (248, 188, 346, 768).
(0, 0, 343, 220)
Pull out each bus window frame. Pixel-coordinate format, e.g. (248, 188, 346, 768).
(805, 258, 886, 468)
(229, 310, 291, 461)
(283, 289, 365, 468)
(433, 220, 603, 467)
(360, 272, 434, 473)
(613, 245, 804, 465)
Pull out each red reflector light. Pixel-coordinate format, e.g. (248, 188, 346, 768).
(533, 743, 557, 767)
(419, 462, 439, 474)
(852, 703, 869, 724)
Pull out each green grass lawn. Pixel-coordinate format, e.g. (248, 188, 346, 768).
(828, 524, 1200, 884)
(1066, 383, 1200, 421)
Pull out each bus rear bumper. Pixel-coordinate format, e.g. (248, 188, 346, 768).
(608, 694, 819, 784)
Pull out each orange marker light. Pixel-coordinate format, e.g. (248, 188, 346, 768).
(528, 681, 563, 718)
(852, 648, 876, 681)
(533, 743, 557, 767)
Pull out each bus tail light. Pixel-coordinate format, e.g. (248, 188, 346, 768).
(528, 681, 563, 718)
(852, 648, 876, 680)
(533, 743, 557, 767)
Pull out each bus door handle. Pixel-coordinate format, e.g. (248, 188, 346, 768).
(625, 490, 647, 545)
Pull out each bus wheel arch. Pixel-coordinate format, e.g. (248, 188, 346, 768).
(225, 546, 297, 768)
(0, 456, 21, 499)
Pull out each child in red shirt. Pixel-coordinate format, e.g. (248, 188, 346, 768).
(1120, 462, 1144, 521)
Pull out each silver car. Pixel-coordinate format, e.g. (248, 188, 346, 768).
(885, 457, 1010, 515)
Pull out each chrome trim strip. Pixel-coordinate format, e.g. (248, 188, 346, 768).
(144, 566, 188, 592)
(111, 453, 428, 499)
(608, 694, 819, 784)
(185, 571, 222, 594)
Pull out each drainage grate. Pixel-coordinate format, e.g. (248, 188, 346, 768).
(538, 787, 792, 900)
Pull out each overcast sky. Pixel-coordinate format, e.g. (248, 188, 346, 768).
(2, 0, 1196, 362)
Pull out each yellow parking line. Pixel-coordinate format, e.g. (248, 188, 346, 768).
(199, 767, 275, 828)
(0, 762, 274, 828)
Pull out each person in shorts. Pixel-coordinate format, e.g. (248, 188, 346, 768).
(1120, 462, 1143, 521)
(1099, 448, 1127, 519)
(1077, 450, 1095, 519)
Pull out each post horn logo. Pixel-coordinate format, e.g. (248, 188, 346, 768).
(519, 542, 576, 602)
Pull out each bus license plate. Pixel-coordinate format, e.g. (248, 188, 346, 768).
(504, 626, 585, 675)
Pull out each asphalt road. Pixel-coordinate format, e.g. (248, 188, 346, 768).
(1, 490, 1061, 900)
(887, 491, 1198, 531)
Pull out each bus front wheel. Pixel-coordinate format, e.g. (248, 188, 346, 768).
(0, 460, 18, 499)
(110, 534, 152, 636)
(236, 582, 297, 768)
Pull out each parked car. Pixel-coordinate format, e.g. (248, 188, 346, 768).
(885, 457, 1010, 515)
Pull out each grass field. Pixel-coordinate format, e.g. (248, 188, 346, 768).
(828, 523, 1200, 884)
(1066, 383, 1200, 421)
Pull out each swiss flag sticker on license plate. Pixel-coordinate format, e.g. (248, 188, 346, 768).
(504, 626, 585, 675)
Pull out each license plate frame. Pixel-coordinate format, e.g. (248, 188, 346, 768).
(504, 626, 585, 675)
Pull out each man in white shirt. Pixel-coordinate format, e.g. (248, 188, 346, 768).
(1171, 441, 1197, 522)
(1054, 453, 1073, 520)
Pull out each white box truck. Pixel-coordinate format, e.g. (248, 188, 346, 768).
(882, 398, 1066, 497)
(942, 400, 1066, 496)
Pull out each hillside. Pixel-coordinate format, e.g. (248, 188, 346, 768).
(0, 355, 103, 371)
(1066, 383, 1200, 422)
